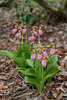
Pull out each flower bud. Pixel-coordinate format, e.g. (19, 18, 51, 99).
(50, 49, 55, 56)
(42, 60, 46, 67)
(23, 29, 26, 35)
(15, 33, 20, 38)
(34, 31, 38, 37)
(31, 53, 36, 61)
(37, 53, 42, 62)
(39, 29, 43, 36)
(12, 28, 17, 34)
(29, 36, 34, 42)
(43, 51, 47, 56)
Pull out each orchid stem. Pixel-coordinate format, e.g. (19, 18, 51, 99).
(25, 30, 27, 43)
(22, 30, 23, 66)
(42, 67, 43, 78)
(35, 56, 37, 72)
(18, 38, 20, 47)
(38, 34, 40, 42)
(22, 30, 23, 46)
(33, 40, 34, 47)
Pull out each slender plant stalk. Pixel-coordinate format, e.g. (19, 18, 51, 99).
(35, 56, 38, 72)
(22, 30, 23, 66)
(39, 62, 41, 76)
(22, 31, 23, 45)
(38, 34, 40, 42)
(25, 30, 27, 43)
(18, 38, 20, 47)
(33, 40, 34, 47)
(42, 67, 43, 78)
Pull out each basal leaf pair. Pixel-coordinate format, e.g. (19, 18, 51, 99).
(17, 54, 63, 93)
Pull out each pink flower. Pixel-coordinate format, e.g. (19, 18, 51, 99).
(39, 29, 43, 36)
(50, 49, 55, 56)
(37, 54, 42, 62)
(34, 31, 38, 37)
(12, 28, 17, 34)
(29, 36, 34, 42)
(23, 29, 26, 35)
(43, 51, 47, 56)
(42, 60, 46, 67)
(31, 53, 36, 61)
(15, 33, 20, 38)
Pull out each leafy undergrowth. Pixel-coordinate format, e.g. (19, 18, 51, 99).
(0, 8, 67, 100)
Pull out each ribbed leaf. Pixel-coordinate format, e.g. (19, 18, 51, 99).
(18, 68, 28, 74)
(14, 46, 22, 57)
(39, 73, 55, 93)
(13, 57, 23, 67)
(23, 43, 30, 53)
(19, 68, 41, 79)
(47, 66, 64, 83)
(44, 55, 58, 75)
(25, 76, 40, 87)
(27, 59, 34, 67)
(0, 50, 14, 59)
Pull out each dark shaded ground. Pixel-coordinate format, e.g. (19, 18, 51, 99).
(0, 8, 67, 100)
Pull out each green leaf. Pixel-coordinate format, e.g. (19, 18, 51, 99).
(27, 59, 34, 67)
(34, 45, 38, 49)
(47, 66, 64, 83)
(26, 69, 36, 74)
(33, 0, 38, 2)
(24, 5, 29, 9)
(47, 55, 58, 68)
(44, 55, 58, 75)
(25, 76, 40, 87)
(39, 73, 55, 93)
(19, 68, 41, 80)
(23, 43, 30, 53)
(27, 14, 34, 22)
(25, 69, 41, 79)
(48, 55, 58, 65)
(18, 68, 28, 75)
(8, 6, 14, 11)
(14, 3, 18, 9)
(23, 52, 30, 60)
(13, 57, 23, 67)
(14, 46, 22, 57)
(43, 73, 55, 81)
(22, 52, 30, 67)
(21, 14, 27, 22)
(0, 50, 14, 59)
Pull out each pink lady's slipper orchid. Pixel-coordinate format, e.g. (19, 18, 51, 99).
(37, 53, 42, 62)
(15, 33, 20, 38)
(31, 53, 36, 61)
(39, 29, 43, 36)
(29, 35, 34, 42)
(34, 31, 38, 37)
(43, 51, 47, 56)
(23, 29, 26, 35)
(42, 60, 46, 67)
(12, 28, 17, 34)
(50, 48, 55, 56)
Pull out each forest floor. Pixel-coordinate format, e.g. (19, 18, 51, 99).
(0, 8, 67, 100)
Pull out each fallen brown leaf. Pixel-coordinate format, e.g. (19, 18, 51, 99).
(56, 92, 63, 100)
